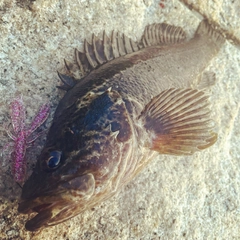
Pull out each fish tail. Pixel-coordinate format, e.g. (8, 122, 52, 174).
(195, 20, 225, 48)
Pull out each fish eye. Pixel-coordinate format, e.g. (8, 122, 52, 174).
(46, 151, 62, 169)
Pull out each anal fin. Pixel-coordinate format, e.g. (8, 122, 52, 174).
(140, 88, 217, 155)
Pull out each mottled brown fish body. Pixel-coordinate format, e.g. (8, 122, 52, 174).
(18, 20, 224, 231)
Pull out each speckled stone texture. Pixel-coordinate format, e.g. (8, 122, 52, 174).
(0, 0, 239, 239)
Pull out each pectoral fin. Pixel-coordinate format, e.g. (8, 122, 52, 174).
(140, 88, 217, 155)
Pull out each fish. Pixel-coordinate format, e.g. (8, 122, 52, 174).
(18, 20, 225, 231)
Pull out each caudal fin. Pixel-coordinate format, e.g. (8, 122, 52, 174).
(195, 20, 225, 48)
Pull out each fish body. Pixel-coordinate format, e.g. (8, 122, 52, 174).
(18, 20, 224, 231)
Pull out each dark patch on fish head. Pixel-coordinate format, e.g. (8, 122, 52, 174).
(19, 89, 134, 231)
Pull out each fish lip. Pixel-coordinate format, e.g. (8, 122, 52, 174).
(25, 204, 54, 231)
(18, 199, 57, 231)
(25, 209, 52, 232)
(19, 173, 95, 230)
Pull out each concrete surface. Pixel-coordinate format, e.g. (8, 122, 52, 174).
(0, 0, 239, 239)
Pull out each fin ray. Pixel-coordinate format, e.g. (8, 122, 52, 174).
(103, 31, 114, 61)
(117, 33, 127, 56)
(111, 31, 120, 58)
(123, 34, 133, 54)
(92, 34, 106, 65)
(75, 49, 93, 74)
(85, 40, 98, 68)
(141, 23, 186, 47)
(57, 72, 78, 91)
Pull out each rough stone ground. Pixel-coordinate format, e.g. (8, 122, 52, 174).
(0, 0, 239, 239)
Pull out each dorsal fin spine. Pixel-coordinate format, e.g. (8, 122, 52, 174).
(117, 33, 126, 56)
(111, 31, 119, 58)
(85, 40, 98, 68)
(123, 34, 132, 54)
(75, 49, 93, 74)
(75, 49, 83, 73)
(92, 34, 104, 65)
(103, 31, 113, 61)
(64, 59, 72, 73)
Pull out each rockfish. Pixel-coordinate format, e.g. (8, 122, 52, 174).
(18, 20, 224, 231)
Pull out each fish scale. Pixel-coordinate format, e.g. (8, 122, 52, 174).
(18, 20, 224, 231)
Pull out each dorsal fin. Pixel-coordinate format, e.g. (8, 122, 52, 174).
(57, 59, 80, 90)
(141, 23, 186, 47)
(73, 23, 186, 77)
(58, 23, 186, 91)
(74, 31, 139, 77)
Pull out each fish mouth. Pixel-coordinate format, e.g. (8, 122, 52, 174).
(19, 197, 83, 231)
(18, 198, 62, 231)
(18, 173, 96, 231)
(18, 174, 70, 231)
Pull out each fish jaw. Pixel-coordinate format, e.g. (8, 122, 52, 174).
(18, 172, 96, 231)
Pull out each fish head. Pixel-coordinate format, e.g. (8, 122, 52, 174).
(18, 88, 135, 231)
(18, 156, 96, 231)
